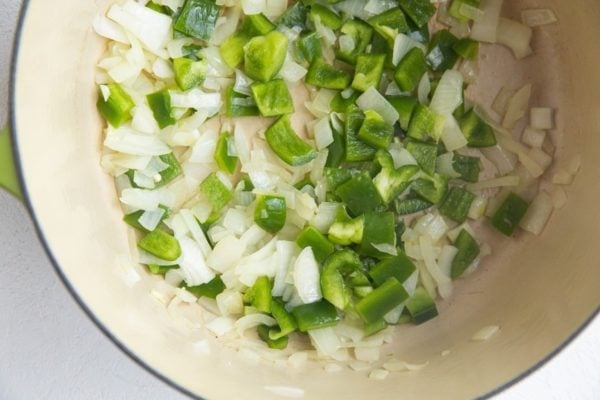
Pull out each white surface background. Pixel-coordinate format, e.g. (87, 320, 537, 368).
(0, 1, 598, 399)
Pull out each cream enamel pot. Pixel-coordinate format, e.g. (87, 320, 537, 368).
(4, 0, 600, 399)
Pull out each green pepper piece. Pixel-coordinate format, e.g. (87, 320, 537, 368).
(173, 57, 207, 91)
(394, 197, 433, 215)
(147, 264, 177, 275)
(335, 171, 383, 216)
(306, 58, 352, 90)
(244, 276, 273, 313)
(325, 123, 346, 168)
(412, 174, 449, 204)
(359, 212, 397, 258)
(174, 0, 221, 41)
(405, 286, 438, 324)
(451, 229, 480, 279)
(453, 38, 480, 60)
(369, 252, 416, 286)
(344, 105, 376, 162)
(268, 298, 298, 340)
(277, 1, 308, 29)
(368, 8, 409, 43)
(310, 4, 343, 29)
(124, 205, 171, 232)
(394, 47, 428, 93)
(398, 0, 436, 28)
(225, 86, 260, 117)
(356, 110, 394, 149)
(330, 90, 360, 113)
(146, 1, 171, 14)
(356, 277, 409, 324)
(407, 103, 444, 141)
(97, 83, 135, 128)
(448, 0, 481, 23)
(156, 153, 183, 187)
(328, 215, 364, 245)
(200, 172, 233, 212)
(439, 187, 476, 223)
(387, 95, 418, 132)
(139, 229, 181, 261)
(320, 250, 363, 310)
(244, 31, 288, 82)
(491, 193, 529, 236)
(374, 162, 420, 204)
(324, 167, 353, 192)
(254, 195, 287, 233)
(292, 300, 340, 332)
(297, 226, 335, 263)
(352, 54, 386, 92)
(250, 79, 295, 117)
(427, 30, 460, 72)
(336, 20, 374, 64)
(458, 109, 497, 147)
(405, 139, 438, 176)
(265, 115, 317, 166)
(453, 154, 481, 183)
(147, 89, 175, 129)
(257, 324, 289, 349)
(220, 14, 275, 68)
(294, 31, 322, 64)
(186, 276, 226, 299)
(214, 132, 238, 174)
(363, 319, 388, 336)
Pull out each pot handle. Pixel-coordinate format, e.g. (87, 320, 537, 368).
(0, 126, 23, 200)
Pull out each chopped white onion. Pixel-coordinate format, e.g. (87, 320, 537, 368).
(105, 127, 171, 156)
(235, 313, 277, 337)
(206, 317, 235, 337)
(530, 107, 554, 130)
(357, 87, 400, 126)
(393, 34, 426, 66)
(467, 175, 520, 191)
(430, 70, 463, 116)
(521, 9, 557, 27)
(496, 18, 533, 60)
(502, 84, 532, 129)
(313, 117, 334, 150)
(440, 116, 468, 151)
(417, 73, 431, 105)
(138, 208, 166, 231)
(178, 236, 216, 286)
(309, 327, 342, 357)
(519, 192, 553, 235)
(470, 0, 503, 43)
(293, 247, 323, 304)
(522, 127, 546, 148)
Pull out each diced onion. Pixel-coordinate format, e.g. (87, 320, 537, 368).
(519, 192, 553, 235)
(467, 175, 520, 191)
(417, 73, 431, 105)
(522, 127, 546, 148)
(309, 327, 342, 357)
(207, 235, 246, 273)
(293, 247, 323, 304)
(206, 317, 235, 337)
(178, 236, 216, 286)
(440, 116, 468, 151)
(521, 9, 558, 27)
(429, 70, 463, 116)
(216, 290, 244, 317)
(471, 0, 503, 43)
(530, 107, 554, 130)
(496, 18, 533, 60)
(393, 34, 426, 66)
(235, 313, 277, 337)
(357, 87, 400, 126)
(105, 127, 171, 156)
(138, 208, 166, 231)
(502, 84, 531, 129)
(313, 117, 334, 150)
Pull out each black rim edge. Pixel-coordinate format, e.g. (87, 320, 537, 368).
(7, 2, 599, 400)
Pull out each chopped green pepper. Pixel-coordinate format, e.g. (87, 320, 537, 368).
(407, 104, 444, 141)
(448, 0, 481, 23)
(244, 276, 272, 313)
(359, 212, 397, 258)
(173, 57, 207, 91)
(369, 252, 416, 286)
(244, 31, 288, 82)
(325, 123, 346, 167)
(250, 79, 295, 117)
(138, 229, 181, 261)
(225, 86, 260, 117)
(97, 83, 134, 128)
(257, 324, 289, 349)
(399, 0, 436, 28)
(387, 95, 418, 131)
(292, 300, 340, 332)
(451, 229, 480, 279)
(356, 110, 394, 149)
(336, 20, 374, 64)
(264, 115, 317, 166)
(374, 158, 420, 204)
(187, 276, 226, 299)
(306, 58, 352, 90)
(277, 1, 308, 29)
(356, 277, 409, 324)
(453, 154, 481, 183)
(124, 205, 171, 232)
(491, 193, 529, 236)
(394, 48, 428, 93)
(453, 38, 480, 60)
(294, 31, 322, 64)
(458, 109, 497, 147)
(321, 250, 363, 310)
(328, 215, 364, 245)
(147, 264, 177, 275)
(405, 286, 438, 324)
(335, 171, 383, 216)
(254, 195, 287, 233)
(330, 90, 360, 113)
(344, 105, 376, 162)
(412, 174, 449, 204)
(352, 54, 386, 92)
(406, 139, 438, 175)
(310, 4, 343, 29)
(296, 226, 335, 263)
(220, 13, 275, 68)
(268, 298, 298, 340)
(368, 8, 409, 43)
(156, 153, 183, 187)
(174, 0, 221, 41)
(364, 319, 389, 336)
(214, 132, 238, 174)
(147, 89, 175, 129)
(439, 187, 476, 223)
(426, 30, 460, 72)
(200, 172, 233, 212)
(394, 197, 433, 215)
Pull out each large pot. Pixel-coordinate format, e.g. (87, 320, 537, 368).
(4, 0, 599, 398)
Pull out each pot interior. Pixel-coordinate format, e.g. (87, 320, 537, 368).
(12, 0, 600, 398)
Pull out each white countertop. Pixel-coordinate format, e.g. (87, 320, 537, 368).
(0, 1, 598, 399)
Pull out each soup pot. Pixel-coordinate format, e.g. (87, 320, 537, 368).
(3, 0, 599, 398)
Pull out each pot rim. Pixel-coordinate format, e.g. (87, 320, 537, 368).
(7, 1, 599, 399)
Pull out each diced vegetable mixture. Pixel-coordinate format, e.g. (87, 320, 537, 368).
(95, 0, 569, 369)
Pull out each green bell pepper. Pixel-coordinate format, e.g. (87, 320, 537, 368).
(310, 4, 343, 29)
(292, 300, 340, 332)
(369, 252, 416, 286)
(174, 0, 221, 41)
(356, 277, 409, 324)
(394, 47, 428, 93)
(387, 95, 418, 131)
(257, 324, 289, 349)
(491, 193, 529, 236)
(138, 229, 181, 261)
(97, 83, 135, 128)
(294, 31, 322, 64)
(453, 38, 480, 60)
(200, 172, 233, 212)
(406, 139, 438, 176)
(244, 31, 288, 82)
(186, 276, 226, 299)
(439, 187, 476, 223)
(373, 154, 420, 204)
(328, 215, 364, 245)
(173, 57, 207, 91)
(407, 103, 444, 141)
(368, 8, 409, 43)
(244, 276, 273, 313)
(306, 58, 352, 90)
(359, 212, 397, 258)
(344, 105, 376, 162)
(458, 109, 497, 147)
(277, 1, 308, 29)
(335, 170, 383, 216)
(405, 286, 438, 324)
(250, 79, 295, 117)
(394, 197, 433, 215)
(264, 115, 317, 166)
(221, 13, 275, 68)
(426, 30, 460, 72)
(296, 226, 335, 263)
(147, 89, 175, 129)
(254, 195, 287, 233)
(411, 174, 449, 204)
(352, 54, 386, 92)
(336, 20, 374, 64)
(320, 250, 363, 310)
(453, 154, 481, 183)
(225, 86, 260, 117)
(357, 110, 394, 149)
(399, 0, 436, 28)
(450, 229, 480, 279)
